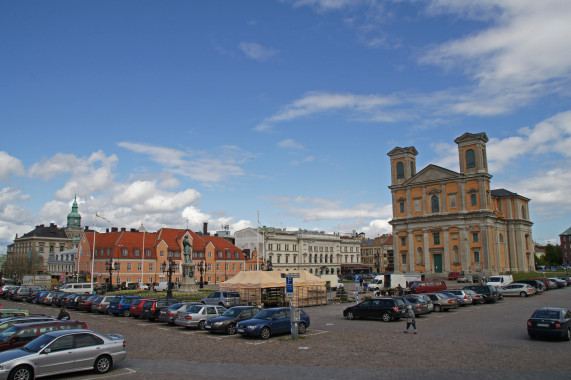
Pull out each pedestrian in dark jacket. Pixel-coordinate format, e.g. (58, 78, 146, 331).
(403, 305, 416, 334)
(57, 307, 70, 320)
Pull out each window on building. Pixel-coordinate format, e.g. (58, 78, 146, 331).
(499, 233, 504, 243)
(137, 263, 142, 271)
(410, 161, 415, 176)
(226, 251, 231, 259)
(285, 244, 289, 251)
(49, 246, 54, 253)
(122, 248, 128, 257)
(208, 263, 212, 271)
(216, 263, 220, 270)
(470, 193, 477, 207)
(521, 205, 527, 219)
(431, 195, 439, 213)
(160, 250, 164, 257)
(472, 232, 479, 242)
(127, 263, 132, 271)
(396, 162, 404, 179)
(402, 254, 407, 265)
(148, 263, 153, 271)
(134, 249, 140, 257)
(416, 247, 424, 265)
(466, 149, 476, 169)
(145, 248, 152, 258)
(474, 251, 480, 262)
(233, 263, 236, 270)
(399, 201, 405, 214)
(225, 263, 229, 270)
(285, 255, 289, 264)
(433, 232, 441, 245)
(401, 237, 406, 247)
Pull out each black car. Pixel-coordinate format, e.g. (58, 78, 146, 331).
(343, 297, 406, 322)
(528, 307, 571, 340)
(140, 299, 179, 322)
(205, 306, 261, 334)
(463, 285, 499, 303)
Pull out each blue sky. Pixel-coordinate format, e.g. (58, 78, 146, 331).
(2, 0, 571, 254)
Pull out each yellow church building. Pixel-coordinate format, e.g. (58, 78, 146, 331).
(388, 132, 534, 277)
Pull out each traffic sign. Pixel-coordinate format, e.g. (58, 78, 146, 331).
(286, 276, 294, 298)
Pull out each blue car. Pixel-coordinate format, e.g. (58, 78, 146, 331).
(236, 307, 310, 340)
(107, 296, 142, 317)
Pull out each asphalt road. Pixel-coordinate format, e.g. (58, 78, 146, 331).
(2, 286, 571, 380)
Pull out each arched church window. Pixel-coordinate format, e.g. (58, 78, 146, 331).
(466, 149, 476, 169)
(431, 195, 440, 213)
(396, 162, 404, 179)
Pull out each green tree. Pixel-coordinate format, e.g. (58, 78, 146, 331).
(544, 244, 562, 266)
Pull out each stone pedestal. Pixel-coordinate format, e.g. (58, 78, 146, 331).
(179, 262, 200, 293)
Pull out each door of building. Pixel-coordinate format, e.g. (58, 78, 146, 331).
(434, 254, 443, 273)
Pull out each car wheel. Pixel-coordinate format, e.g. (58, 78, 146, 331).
(123, 309, 130, 317)
(565, 328, 571, 341)
(198, 320, 206, 330)
(94, 355, 113, 374)
(346, 311, 355, 320)
(520, 292, 527, 298)
(8, 365, 33, 380)
(298, 322, 307, 334)
(434, 304, 442, 312)
(381, 312, 391, 322)
(227, 323, 237, 335)
(260, 327, 271, 340)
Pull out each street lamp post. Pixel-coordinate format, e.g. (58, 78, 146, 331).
(161, 259, 176, 299)
(105, 258, 118, 292)
(197, 261, 204, 289)
(224, 249, 228, 281)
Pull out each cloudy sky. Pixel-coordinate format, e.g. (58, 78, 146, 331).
(1, 0, 571, 254)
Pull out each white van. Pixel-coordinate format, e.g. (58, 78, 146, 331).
(59, 283, 95, 294)
(320, 275, 342, 291)
(486, 275, 513, 287)
(153, 282, 169, 291)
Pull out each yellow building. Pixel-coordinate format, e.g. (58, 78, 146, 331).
(388, 132, 534, 277)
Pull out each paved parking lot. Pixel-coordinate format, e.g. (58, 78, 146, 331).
(2, 287, 571, 379)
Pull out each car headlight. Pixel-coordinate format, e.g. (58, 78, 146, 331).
(247, 325, 257, 330)
(213, 322, 223, 327)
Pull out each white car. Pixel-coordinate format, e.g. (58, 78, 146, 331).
(0, 329, 126, 380)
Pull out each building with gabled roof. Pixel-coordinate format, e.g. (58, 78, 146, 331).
(560, 227, 571, 266)
(388, 132, 534, 277)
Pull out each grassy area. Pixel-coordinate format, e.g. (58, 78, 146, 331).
(100, 288, 213, 302)
(512, 272, 569, 281)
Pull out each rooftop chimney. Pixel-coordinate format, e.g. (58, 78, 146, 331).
(203, 222, 208, 235)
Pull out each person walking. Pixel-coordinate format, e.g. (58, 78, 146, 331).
(403, 305, 416, 334)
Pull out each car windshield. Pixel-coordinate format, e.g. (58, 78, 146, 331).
(22, 334, 57, 353)
(187, 305, 203, 314)
(252, 310, 275, 320)
(222, 308, 242, 317)
(110, 297, 121, 303)
(168, 303, 183, 310)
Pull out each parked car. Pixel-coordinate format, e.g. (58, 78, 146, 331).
(343, 297, 406, 322)
(27, 289, 47, 304)
(448, 271, 464, 280)
(439, 291, 469, 306)
(426, 293, 458, 312)
(463, 289, 484, 304)
(513, 279, 545, 293)
(443, 289, 474, 305)
(463, 285, 499, 303)
(128, 298, 153, 319)
(0, 286, 19, 299)
(140, 299, 179, 322)
(158, 302, 200, 325)
(108, 296, 142, 317)
(0, 316, 57, 333)
(527, 307, 571, 340)
(0, 320, 88, 352)
(409, 281, 447, 294)
(42, 291, 63, 306)
(0, 329, 127, 379)
(12, 286, 44, 302)
(550, 278, 567, 288)
(61, 294, 79, 309)
(236, 307, 310, 340)
(174, 304, 227, 329)
(531, 277, 551, 291)
(557, 277, 571, 286)
(485, 275, 513, 288)
(90, 295, 115, 314)
(396, 295, 431, 316)
(77, 295, 99, 312)
(200, 291, 242, 308)
(0, 310, 30, 318)
(205, 306, 261, 334)
(5, 287, 20, 301)
(500, 283, 536, 297)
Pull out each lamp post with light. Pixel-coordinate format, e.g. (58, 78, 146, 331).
(161, 259, 176, 299)
(105, 258, 119, 292)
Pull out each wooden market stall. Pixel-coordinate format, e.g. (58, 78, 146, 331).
(219, 270, 326, 307)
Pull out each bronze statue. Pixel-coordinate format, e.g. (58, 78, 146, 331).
(183, 235, 193, 264)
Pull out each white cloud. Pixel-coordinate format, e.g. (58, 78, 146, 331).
(0, 152, 25, 181)
(422, 1, 571, 115)
(255, 91, 401, 131)
(289, 0, 356, 11)
(360, 218, 392, 237)
(111, 181, 201, 212)
(278, 139, 304, 150)
(238, 42, 279, 61)
(119, 142, 249, 183)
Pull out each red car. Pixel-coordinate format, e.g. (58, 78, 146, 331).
(129, 298, 154, 318)
(448, 271, 464, 280)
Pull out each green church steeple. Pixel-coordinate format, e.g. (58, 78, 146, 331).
(67, 195, 81, 229)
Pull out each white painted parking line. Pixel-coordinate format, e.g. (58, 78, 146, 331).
(244, 341, 267, 345)
(80, 367, 136, 379)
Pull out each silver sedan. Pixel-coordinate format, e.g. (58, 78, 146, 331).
(0, 329, 126, 380)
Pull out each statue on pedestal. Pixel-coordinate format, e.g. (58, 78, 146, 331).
(183, 236, 193, 264)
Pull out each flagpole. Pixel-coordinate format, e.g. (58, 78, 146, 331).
(90, 213, 98, 292)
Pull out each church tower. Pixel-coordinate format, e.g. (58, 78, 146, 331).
(387, 146, 418, 185)
(454, 132, 489, 175)
(67, 196, 81, 229)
